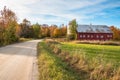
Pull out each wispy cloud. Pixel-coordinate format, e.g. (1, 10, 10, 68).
(0, 0, 120, 27)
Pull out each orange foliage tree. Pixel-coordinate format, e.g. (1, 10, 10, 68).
(53, 28, 61, 37)
(110, 26, 120, 40)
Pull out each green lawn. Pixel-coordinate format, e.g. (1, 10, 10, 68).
(58, 43, 120, 64)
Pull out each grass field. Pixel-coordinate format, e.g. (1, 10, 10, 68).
(37, 40, 120, 80)
(58, 42, 120, 64)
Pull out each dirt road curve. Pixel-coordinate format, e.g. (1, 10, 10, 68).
(0, 40, 41, 80)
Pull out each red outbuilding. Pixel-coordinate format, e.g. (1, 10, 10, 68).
(76, 25, 113, 41)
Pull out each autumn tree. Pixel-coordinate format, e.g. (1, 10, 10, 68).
(32, 23, 41, 38)
(53, 28, 61, 37)
(44, 27, 50, 37)
(49, 25, 57, 37)
(110, 26, 120, 40)
(0, 6, 19, 45)
(60, 26, 67, 36)
(19, 19, 33, 38)
(40, 26, 49, 38)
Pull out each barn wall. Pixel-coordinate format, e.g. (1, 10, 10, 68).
(77, 33, 113, 41)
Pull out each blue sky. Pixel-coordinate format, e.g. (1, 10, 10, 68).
(0, 0, 120, 27)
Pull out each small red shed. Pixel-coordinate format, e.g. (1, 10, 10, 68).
(77, 25, 113, 41)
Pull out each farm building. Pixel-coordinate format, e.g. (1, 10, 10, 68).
(76, 24, 113, 41)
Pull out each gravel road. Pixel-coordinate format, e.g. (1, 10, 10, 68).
(0, 40, 40, 80)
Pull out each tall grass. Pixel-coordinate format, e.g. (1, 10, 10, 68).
(37, 42, 80, 80)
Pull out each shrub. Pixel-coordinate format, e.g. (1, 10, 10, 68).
(112, 68, 120, 80)
(53, 47, 61, 54)
(90, 63, 114, 80)
(58, 51, 69, 61)
(67, 34, 76, 40)
(69, 54, 80, 66)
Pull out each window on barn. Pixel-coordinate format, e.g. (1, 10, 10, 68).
(107, 35, 109, 37)
(91, 35, 93, 38)
(101, 35, 104, 38)
(80, 35, 82, 38)
(83, 35, 85, 38)
(87, 35, 90, 38)
(96, 35, 99, 38)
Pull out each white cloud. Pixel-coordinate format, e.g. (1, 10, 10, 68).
(0, 0, 39, 21)
(0, 0, 120, 25)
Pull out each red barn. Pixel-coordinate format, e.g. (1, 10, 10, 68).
(77, 25, 113, 41)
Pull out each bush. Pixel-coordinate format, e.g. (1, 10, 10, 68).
(53, 47, 61, 54)
(67, 34, 76, 40)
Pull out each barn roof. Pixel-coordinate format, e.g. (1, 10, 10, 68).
(77, 25, 112, 33)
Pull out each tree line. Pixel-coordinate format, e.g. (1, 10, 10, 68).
(19, 19, 67, 38)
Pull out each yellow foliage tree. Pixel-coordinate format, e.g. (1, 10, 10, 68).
(53, 28, 61, 38)
(110, 26, 120, 40)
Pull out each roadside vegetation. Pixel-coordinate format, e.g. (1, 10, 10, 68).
(37, 42, 80, 80)
(19, 38, 33, 42)
(37, 39, 120, 80)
